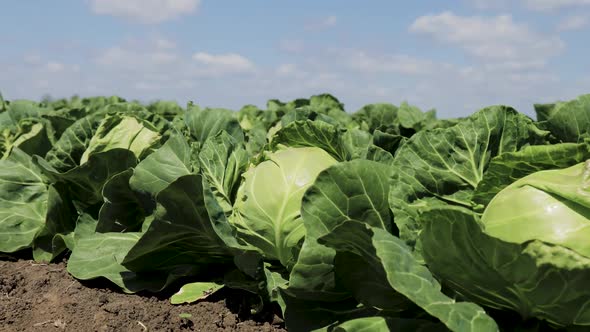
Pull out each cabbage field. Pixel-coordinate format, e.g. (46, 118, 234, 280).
(2, 92, 590, 331)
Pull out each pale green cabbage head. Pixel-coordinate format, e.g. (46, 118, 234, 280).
(231, 146, 338, 267)
(482, 160, 590, 256)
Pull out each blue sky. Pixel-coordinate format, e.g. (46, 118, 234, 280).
(1, 0, 589, 118)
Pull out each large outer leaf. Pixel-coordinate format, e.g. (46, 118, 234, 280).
(128, 132, 193, 219)
(79, 115, 161, 164)
(7, 100, 48, 124)
(67, 232, 188, 293)
(184, 106, 243, 146)
(341, 128, 373, 160)
(34, 149, 137, 208)
(0, 149, 49, 252)
(122, 174, 236, 272)
(1, 101, 52, 159)
(287, 160, 392, 301)
(31, 184, 75, 262)
(317, 317, 443, 332)
(10, 122, 52, 158)
(272, 120, 350, 161)
(96, 169, 145, 232)
(129, 133, 193, 206)
(278, 107, 323, 127)
(472, 143, 590, 206)
(320, 221, 499, 332)
(0, 92, 5, 111)
(353, 103, 401, 135)
(272, 119, 377, 162)
(44, 113, 103, 172)
(41, 108, 85, 143)
(198, 131, 250, 215)
(398, 101, 426, 132)
(147, 100, 184, 120)
(534, 94, 590, 143)
(372, 130, 405, 155)
(0, 149, 75, 260)
(282, 294, 377, 332)
(309, 93, 345, 112)
(390, 106, 547, 249)
(366, 145, 395, 166)
(420, 205, 590, 327)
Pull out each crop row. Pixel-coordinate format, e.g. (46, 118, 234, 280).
(1, 92, 590, 331)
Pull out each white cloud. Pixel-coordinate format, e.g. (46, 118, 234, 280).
(152, 52, 178, 64)
(21, 56, 79, 74)
(90, 0, 200, 23)
(305, 15, 338, 31)
(346, 52, 437, 75)
(470, 0, 590, 10)
(321, 15, 338, 26)
(279, 39, 305, 54)
(276, 63, 298, 76)
(96, 46, 178, 68)
(23, 54, 42, 65)
(155, 38, 177, 49)
(35, 79, 50, 89)
(94, 39, 257, 88)
(469, 0, 511, 9)
(481, 60, 547, 71)
(45, 62, 65, 73)
(276, 63, 320, 81)
(192, 52, 255, 74)
(557, 15, 590, 30)
(523, 0, 590, 10)
(410, 12, 564, 64)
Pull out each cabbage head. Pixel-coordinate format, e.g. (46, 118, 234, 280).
(231, 147, 337, 268)
(482, 160, 590, 255)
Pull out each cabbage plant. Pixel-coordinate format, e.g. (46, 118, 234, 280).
(390, 102, 590, 328)
(6, 92, 590, 331)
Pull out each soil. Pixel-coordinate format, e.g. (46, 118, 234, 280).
(0, 257, 287, 332)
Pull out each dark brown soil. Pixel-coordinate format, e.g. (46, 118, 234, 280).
(0, 258, 286, 332)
